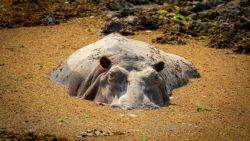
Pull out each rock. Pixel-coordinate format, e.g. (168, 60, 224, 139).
(153, 34, 186, 45)
(127, 0, 150, 5)
(0, 131, 68, 141)
(129, 114, 137, 117)
(187, 13, 197, 20)
(0, 128, 6, 132)
(106, 0, 133, 11)
(107, 131, 114, 136)
(86, 133, 94, 136)
(136, 16, 160, 30)
(191, 2, 213, 13)
(198, 10, 219, 20)
(100, 14, 162, 35)
(94, 130, 101, 136)
(77, 129, 124, 138)
(123, 16, 137, 24)
(233, 38, 250, 54)
(106, 11, 121, 19)
(86, 129, 92, 133)
(43, 15, 58, 25)
(101, 20, 123, 34)
(120, 28, 135, 36)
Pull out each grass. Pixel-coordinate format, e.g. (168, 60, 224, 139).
(140, 137, 149, 141)
(197, 107, 212, 112)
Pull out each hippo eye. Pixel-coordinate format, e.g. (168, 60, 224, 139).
(154, 75, 159, 80)
(145, 75, 160, 85)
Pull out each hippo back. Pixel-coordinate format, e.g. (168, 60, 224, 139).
(50, 34, 199, 94)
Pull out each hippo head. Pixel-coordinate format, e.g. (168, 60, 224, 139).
(86, 56, 169, 110)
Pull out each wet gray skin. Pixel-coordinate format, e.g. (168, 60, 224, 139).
(50, 34, 199, 110)
(90, 55, 168, 110)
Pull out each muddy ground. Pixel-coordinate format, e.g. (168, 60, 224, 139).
(1, 0, 249, 54)
(0, 17, 250, 141)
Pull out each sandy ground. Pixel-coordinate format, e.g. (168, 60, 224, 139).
(0, 17, 250, 141)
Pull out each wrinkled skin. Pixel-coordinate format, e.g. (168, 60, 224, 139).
(50, 34, 199, 110)
(85, 55, 168, 110)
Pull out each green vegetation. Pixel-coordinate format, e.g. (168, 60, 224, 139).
(197, 107, 212, 112)
(197, 36, 207, 42)
(140, 137, 149, 141)
(174, 6, 180, 11)
(157, 9, 167, 14)
(207, 27, 215, 33)
(171, 14, 187, 25)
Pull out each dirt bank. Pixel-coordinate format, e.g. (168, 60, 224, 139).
(0, 17, 250, 140)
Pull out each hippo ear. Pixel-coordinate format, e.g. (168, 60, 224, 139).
(153, 61, 165, 72)
(100, 56, 112, 69)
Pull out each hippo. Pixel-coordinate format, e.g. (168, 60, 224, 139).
(50, 34, 199, 110)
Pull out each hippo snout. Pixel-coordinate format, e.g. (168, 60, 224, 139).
(111, 86, 161, 110)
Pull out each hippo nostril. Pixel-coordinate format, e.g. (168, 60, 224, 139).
(126, 80, 130, 85)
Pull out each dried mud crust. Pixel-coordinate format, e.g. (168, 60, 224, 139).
(0, 16, 250, 141)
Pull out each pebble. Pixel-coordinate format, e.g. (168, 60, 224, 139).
(0, 128, 7, 132)
(77, 129, 124, 138)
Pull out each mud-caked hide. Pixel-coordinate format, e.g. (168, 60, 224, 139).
(50, 34, 199, 110)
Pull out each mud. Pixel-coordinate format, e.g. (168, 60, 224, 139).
(0, 129, 68, 141)
(1, 0, 248, 53)
(0, 0, 99, 28)
(0, 17, 250, 141)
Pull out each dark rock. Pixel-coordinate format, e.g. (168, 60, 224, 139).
(0, 130, 68, 141)
(209, 0, 228, 6)
(43, 15, 58, 25)
(100, 11, 163, 35)
(153, 34, 186, 45)
(127, 0, 150, 5)
(188, 13, 198, 20)
(77, 129, 125, 138)
(0, 128, 6, 132)
(233, 38, 250, 54)
(136, 16, 160, 30)
(106, 0, 133, 11)
(191, 2, 213, 13)
(101, 20, 123, 34)
(198, 10, 219, 20)
(240, 0, 250, 7)
(120, 29, 135, 36)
